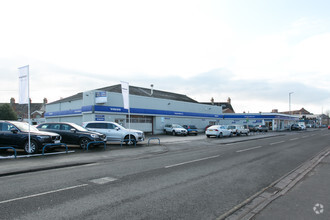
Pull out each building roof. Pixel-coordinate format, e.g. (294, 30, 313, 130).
(280, 108, 312, 115)
(200, 102, 235, 113)
(49, 84, 199, 104)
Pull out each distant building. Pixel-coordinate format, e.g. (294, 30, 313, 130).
(280, 108, 312, 116)
(0, 98, 48, 124)
(200, 97, 235, 113)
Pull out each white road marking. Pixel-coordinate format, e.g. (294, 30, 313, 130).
(224, 143, 238, 146)
(289, 138, 299, 141)
(0, 184, 88, 205)
(165, 155, 221, 168)
(236, 146, 263, 153)
(270, 141, 285, 145)
(301, 136, 309, 138)
(90, 177, 118, 184)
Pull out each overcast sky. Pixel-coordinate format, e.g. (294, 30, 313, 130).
(1, 0, 330, 114)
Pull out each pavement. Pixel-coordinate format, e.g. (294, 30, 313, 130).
(1, 130, 329, 220)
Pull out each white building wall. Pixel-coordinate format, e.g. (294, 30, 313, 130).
(45, 89, 223, 134)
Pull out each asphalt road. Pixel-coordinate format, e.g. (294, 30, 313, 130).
(1, 130, 329, 220)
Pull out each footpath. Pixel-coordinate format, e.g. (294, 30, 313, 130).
(1, 131, 329, 220)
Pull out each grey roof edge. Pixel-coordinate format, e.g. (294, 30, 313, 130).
(48, 84, 198, 104)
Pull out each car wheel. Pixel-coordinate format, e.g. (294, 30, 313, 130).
(217, 133, 223, 138)
(124, 135, 136, 145)
(206, 135, 210, 138)
(246, 132, 249, 136)
(24, 140, 39, 154)
(229, 132, 233, 137)
(195, 133, 198, 136)
(172, 131, 176, 136)
(79, 138, 90, 150)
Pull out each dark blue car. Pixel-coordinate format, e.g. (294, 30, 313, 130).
(182, 125, 198, 136)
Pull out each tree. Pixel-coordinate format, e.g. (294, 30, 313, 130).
(0, 104, 17, 120)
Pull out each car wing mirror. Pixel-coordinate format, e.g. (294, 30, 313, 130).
(10, 128, 19, 134)
(70, 128, 77, 133)
(115, 127, 120, 131)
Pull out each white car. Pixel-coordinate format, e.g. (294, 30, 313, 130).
(164, 124, 188, 136)
(206, 125, 232, 138)
(237, 125, 250, 136)
(82, 121, 145, 144)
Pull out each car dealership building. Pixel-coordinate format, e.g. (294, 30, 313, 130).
(44, 84, 299, 134)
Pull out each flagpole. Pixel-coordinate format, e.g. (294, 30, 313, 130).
(18, 65, 31, 153)
(28, 66, 31, 153)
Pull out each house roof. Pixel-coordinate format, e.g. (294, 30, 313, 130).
(0, 102, 45, 119)
(280, 108, 312, 115)
(200, 102, 235, 113)
(49, 84, 199, 104)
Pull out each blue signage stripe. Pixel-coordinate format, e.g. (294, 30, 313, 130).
(45, 105, 298, 120)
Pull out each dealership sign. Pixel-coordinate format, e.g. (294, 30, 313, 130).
(95, 91, 107, 104)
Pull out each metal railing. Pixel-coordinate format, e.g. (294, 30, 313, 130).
(0, 146, 17, 159)
(86, 141, 107, 151)
(147, 138, 160, 146)
(42, 143, 68, 155)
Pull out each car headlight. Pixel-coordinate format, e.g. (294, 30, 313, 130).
(91, 134, 99, 139)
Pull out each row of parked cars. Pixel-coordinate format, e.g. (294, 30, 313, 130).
(163, 123, 269, 138)
(206, 124, 269, 138)
(0, 120, 145, 154)
(163, 124, 199, 136)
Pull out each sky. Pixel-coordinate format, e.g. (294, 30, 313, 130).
(1, 0, 330, 114)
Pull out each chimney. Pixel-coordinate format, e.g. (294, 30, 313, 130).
(272, 109, 278, 113)
(211, 97, 214, 105)
(150, 84, 154, 96)
(43, 98, 48, 104)
(227, 97, 231, 104)
(10, 97, 15, 105)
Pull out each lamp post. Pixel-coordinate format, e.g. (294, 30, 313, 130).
(289, 92, 294, 115)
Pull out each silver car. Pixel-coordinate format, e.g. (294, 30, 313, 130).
(83, 121, 145, 144)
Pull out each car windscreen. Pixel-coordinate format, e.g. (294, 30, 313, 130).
(11, 121, 39, 132)
(70, 123, 89, 132)
(189, 125, 197, 129)
(173, 125, 183, 128)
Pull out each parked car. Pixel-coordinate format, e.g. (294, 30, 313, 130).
(238, 125, 250, 136)
(164, 124, 187, 136)
(227, 125, 239, 135)
(299, 124, 306, 130)
(247, 124, 258, 132)
(256, 125, 268, 132)
(82, 121, 145, 144)
(291, 124, 301, 131)
(328, 125, 330, 130)
(182, 125, 198, 135)
(0, 120, 61, 154)
(36, 122, 106, 149)
(206, 125, 232, 138)
(205, 124, 213, 131)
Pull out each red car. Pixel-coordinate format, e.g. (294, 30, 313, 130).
(328, 125, 330, 129)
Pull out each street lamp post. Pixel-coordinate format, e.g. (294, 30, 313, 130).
(289, 92, 294, 115)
